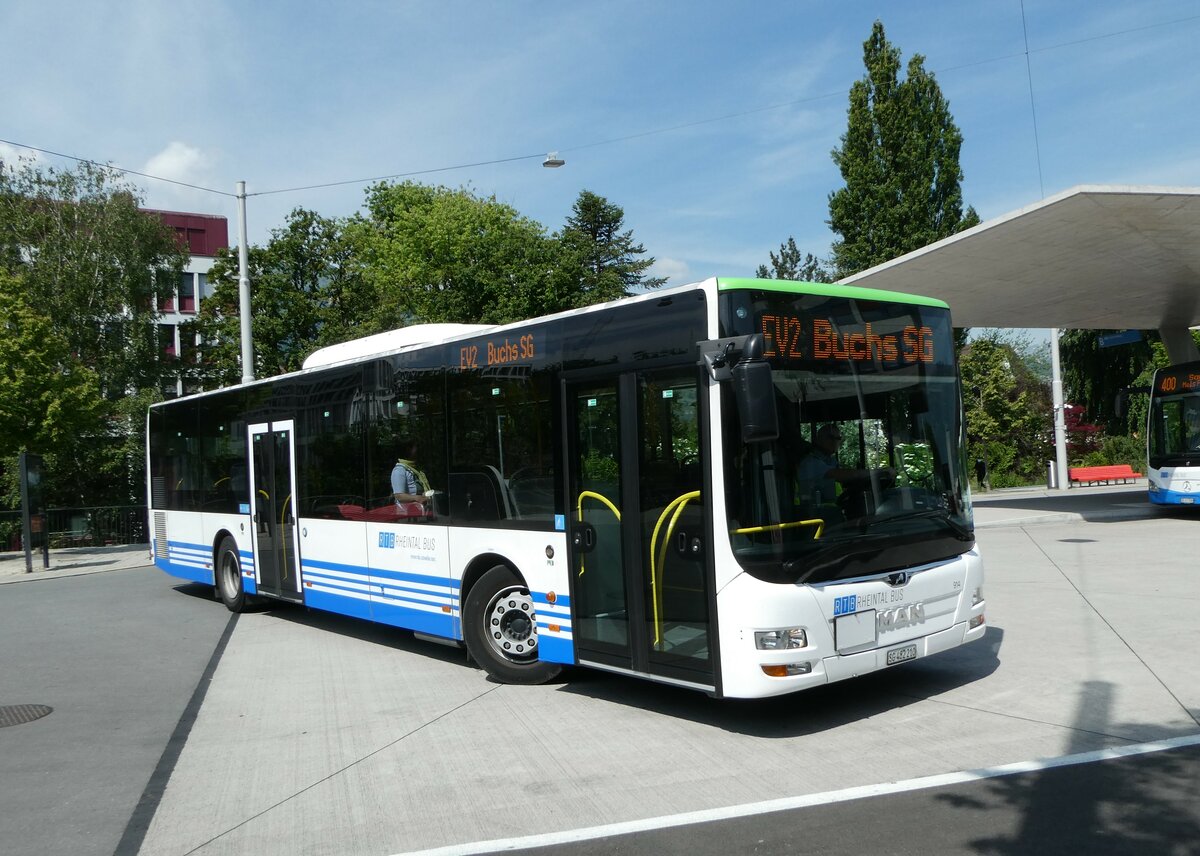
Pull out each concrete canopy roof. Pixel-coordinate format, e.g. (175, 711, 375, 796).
(838, 185, 1200, 331)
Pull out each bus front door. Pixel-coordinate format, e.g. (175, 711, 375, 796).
(567, 371, 715, 689)
(248, 420, 302, 602)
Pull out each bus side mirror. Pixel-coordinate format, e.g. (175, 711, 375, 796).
(1115, 386, 1149, 419)
(732, 334, 779, 443)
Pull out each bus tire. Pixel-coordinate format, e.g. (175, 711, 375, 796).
(463, 565, 561, 685)
(215, 536, 250, 613)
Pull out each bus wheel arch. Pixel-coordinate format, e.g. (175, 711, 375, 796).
(214, 533, 250, 612)
(462, 560, 561, 685)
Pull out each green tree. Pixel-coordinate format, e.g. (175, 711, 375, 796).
(194, 208, 367, 383)
(755, 237, 831, 282)
(350, 181, 571, 330)
(827, 20, 980, 280)
(0, 272, 104, 463)
(559, 189, 665, 302)
(0, 157, 184, 506)
(0, 157, 188, 396)
(959, 336, 1051, 486)
(1058, 330, 1156, 433)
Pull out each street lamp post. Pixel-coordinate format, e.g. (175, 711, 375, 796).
(235, 181, 254, 383)
(1050, 328, 1069, 489)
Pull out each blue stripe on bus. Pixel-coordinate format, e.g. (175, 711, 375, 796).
(303, 581, 374, 621)
(303, 557, 460, 591)
(370, 599, 457, 637)
(299, 560, 461, 638)
(537, 635, 575, 665)
(156, 556, 214, 586)
(1149, 487, 1200, 505)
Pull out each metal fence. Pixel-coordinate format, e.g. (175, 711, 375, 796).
(0, 506, 148, 552)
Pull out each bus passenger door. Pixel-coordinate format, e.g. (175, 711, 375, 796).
(248, 420, 302, 601)
(566, 371, 714, 688)
(567, 378, 632, 660)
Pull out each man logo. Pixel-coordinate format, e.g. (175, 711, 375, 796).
(878, 602, 924, 632)
(885, 571, 910, 587)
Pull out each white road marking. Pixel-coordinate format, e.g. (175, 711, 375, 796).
(392, 732, 1200, 856)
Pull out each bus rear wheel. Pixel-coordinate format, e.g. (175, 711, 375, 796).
(216, 536, 250, 613)
(463, 565, 561, 685)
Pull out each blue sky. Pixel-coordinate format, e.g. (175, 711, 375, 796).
(3, 0, 1199, 289)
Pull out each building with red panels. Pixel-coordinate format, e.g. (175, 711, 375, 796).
(144, 209, 229, 396)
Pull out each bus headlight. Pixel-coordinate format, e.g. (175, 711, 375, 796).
(754, 628, 807, 650)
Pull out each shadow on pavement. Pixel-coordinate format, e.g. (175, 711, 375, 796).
(971, 487, 1183, 524)
(942, 679, 1200, 854)
(248, 597, 477, 669)
(554, 626, 1004, 738)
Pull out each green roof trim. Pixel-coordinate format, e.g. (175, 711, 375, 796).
(716, 277, 949, 310)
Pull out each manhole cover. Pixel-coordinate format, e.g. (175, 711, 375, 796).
(0, 704, 53, 728)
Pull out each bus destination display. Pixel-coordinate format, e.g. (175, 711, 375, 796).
(459, 332, 538, 371)
(1157, 368, 1200, 394)
(759, 313, 938, 366)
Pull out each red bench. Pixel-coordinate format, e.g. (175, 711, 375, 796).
(1068, 464, 1143, 486)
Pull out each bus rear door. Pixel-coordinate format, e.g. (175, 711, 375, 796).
(248, 420, 303, 602)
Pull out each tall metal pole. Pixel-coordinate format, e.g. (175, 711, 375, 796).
(236, 181, 254, 383)
(1050, 328, 1069, 489)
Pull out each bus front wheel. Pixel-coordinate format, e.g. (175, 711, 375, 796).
(215, 536, 250, 613)
(463, 565, 561, 685)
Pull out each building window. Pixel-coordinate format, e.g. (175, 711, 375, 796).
(159, 324, 177, 358)
(179, 272, 196, 313)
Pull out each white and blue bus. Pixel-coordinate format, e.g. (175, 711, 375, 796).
(146, 277, 986, 698)
(1147, 361, 1200, 505)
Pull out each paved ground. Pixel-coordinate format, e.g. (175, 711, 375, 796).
(2, 483, 1197, 856)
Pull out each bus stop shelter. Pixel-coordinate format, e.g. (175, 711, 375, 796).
(838, 185, 1200, 488)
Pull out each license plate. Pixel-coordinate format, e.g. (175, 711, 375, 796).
(886, 644, 917, 665)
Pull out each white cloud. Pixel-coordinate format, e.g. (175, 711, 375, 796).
(137, 142, 231, 218)
(143, 142, 210, 187)
(649, 257, 690, 286)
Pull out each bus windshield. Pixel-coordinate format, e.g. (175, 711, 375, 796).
(720, 289, 974, 585)
(1149, 364, 1200, 466)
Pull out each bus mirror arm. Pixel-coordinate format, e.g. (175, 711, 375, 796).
(697, 335, 780, 443)
(700, 338, 741, 382)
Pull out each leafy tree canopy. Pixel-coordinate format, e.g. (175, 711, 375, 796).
(0, 271, 104, 463)
(559, 189, 665, 302)
(959, 336, 1051, 485)
(350, 181, 569, 331)
(195, 207, 367, 384)
(755, 236, 831, 282)
(1058, 329, 1157, 433)
(827, 20, 980, 280)
(0, 157, 188, 395)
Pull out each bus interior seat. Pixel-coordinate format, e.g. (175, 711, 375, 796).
(448, 465, 513, 521)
